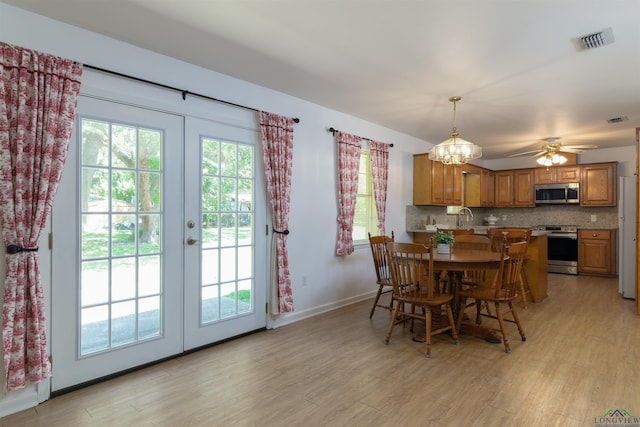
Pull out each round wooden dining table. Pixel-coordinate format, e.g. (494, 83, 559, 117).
(431, 248, 506, 342)
(433, 248, 504, 270)
(433, 248, 503, 293)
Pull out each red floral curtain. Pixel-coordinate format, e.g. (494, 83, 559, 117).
(370, 141, 389, 235)
(0, 43, 82, 389)
(335, 131, 362, 255)
(259, 111, 295, 314)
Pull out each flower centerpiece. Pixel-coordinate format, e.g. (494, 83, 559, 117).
(433, 231, 455, 254)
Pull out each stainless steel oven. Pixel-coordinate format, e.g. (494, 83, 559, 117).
(545, 226, 578, 275)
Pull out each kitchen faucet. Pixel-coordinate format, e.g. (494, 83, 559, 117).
(456, 207, 474, 228)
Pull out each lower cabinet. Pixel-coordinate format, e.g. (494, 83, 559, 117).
(524, 234, 548, 302)
(412, 232, 434, 245)
(578, 229, 616, 276)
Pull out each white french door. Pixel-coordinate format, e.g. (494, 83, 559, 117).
(51, 96, 266, 391)
(183, 117, 266, 350)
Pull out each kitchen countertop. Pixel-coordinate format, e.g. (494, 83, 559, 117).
(407, 226, 551, 237)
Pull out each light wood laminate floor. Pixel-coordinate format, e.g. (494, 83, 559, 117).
(2, 274, 639, 426)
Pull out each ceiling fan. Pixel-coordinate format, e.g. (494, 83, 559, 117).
(508, 138, 597, 166)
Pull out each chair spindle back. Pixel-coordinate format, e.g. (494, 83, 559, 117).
(386, 241, 435, 300)
(368, 232, 395, 284)
(494, 240, 528, 299)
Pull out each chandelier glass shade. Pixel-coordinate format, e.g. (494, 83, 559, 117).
(429, 96, 482, 165)
(536, 152, 568, 167)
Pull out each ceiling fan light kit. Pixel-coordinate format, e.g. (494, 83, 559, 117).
(429, 96, 482, 165)
(536, 153, 568, 167)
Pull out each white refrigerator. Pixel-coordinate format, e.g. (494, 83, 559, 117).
(618, 176, 636, 299)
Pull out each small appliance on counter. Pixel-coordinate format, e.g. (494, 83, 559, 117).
(484, 214, 498, 226)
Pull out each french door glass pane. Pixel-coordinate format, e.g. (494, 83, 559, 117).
(200, 137, 255, 324)
(80, 118, 164, 356)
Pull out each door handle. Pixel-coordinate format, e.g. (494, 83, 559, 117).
(186, 237, 200, 246)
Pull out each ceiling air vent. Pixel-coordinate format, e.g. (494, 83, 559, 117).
(607, 116, 628, 124)
(577, 27, 614, 50)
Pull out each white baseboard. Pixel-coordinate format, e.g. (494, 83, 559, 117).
(267, 290, 375, 329)
(0, 385, 39, 418)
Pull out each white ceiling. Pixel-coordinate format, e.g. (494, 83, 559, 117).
(4, 0, 640, 159)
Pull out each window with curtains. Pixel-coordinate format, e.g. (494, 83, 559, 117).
(353, 149, 377, 242)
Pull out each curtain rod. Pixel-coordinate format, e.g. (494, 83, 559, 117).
(83, 64, 300, 123)
(328, 127, 393, 147)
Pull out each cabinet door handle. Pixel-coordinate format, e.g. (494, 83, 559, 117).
(592, 233, 598, 237)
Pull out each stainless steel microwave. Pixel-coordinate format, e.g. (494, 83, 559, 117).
(534, 183, 579, 204)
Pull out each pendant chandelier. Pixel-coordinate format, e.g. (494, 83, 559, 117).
(429, 96, 482, 165)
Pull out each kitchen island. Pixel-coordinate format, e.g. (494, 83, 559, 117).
(410, 228, 549, 303)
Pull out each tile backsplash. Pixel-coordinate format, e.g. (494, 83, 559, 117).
(406, 204, 618, 231)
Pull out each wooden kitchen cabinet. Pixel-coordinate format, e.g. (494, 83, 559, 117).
(413, 154, 431, 205)
(514, 169, 535, 206)
(413, 154, 462, 206)
(438, 161, 462, 206)
(494, 169, 534, 207)
(578, 229, 616, 276)
(525, 234, 548, 302)
(480, 169, 495, 206)
(534, 168, 556, 184)
(534, 165, 581, 184)
(494, 171, 513, 207)
(460, 164, 494, 207)
(581, 162, 617, 206)
(557, 166, 581, 183)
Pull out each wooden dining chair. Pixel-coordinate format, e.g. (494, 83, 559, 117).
(486, 228, 532, 250)
(456, 239, 528, 353)
(451, 234, 494, 315)
(384, 241, 459, 357)
(453, 234, 493, 288)
(434, 228, 476, 291)
(486, 227, 532, 308)
(367, 231, 395, 318)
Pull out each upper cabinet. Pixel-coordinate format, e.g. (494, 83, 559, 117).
(460, 164, 494, 208)
(581, 162, 617, 206)
(413, 153, 431, 205)
(494, 171, 513, 207)
(480, 169, 495, 207)
(413, 154, 616, 208)
(534, 166, 581, 184)
(494, 169, 535, 207)
(413, 154, 462, 206)
(514, 169, 535, 206)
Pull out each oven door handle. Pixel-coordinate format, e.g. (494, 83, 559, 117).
(548, 233, 578, 239)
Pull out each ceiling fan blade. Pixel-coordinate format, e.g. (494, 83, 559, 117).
(560, 148, 587, 153)
(562, 144, 598, 150)
(507, 150, 544, 158)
